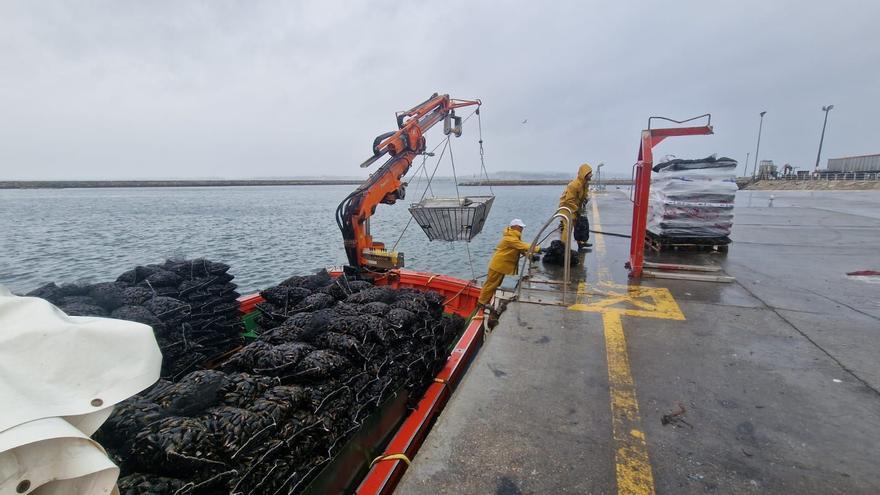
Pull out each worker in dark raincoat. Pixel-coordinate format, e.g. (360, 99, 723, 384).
(478, 219, 540, 309)
(558, 163, 593, 248)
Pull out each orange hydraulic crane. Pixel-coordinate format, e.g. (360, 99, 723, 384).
(336, 93, 481, 271)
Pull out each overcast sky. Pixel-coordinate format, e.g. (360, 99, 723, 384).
(1, 1, 878, 180)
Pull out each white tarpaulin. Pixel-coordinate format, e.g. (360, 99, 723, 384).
(0, 286, 161, 494)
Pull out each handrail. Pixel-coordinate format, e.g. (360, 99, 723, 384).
(629, 163, 638, 202)
(516, 207, 574, 305)
(647, 113, 711, 130)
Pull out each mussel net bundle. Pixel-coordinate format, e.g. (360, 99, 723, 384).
(25, 258, 245, 379)
(542, 240, 580, 266)
(96, 270, 465, 494)
(573, 215, 590, 243)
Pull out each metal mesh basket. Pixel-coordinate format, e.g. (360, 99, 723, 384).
(408, 196, 495, 241)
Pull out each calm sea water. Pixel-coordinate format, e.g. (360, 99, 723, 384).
(0, 182, 569, 294)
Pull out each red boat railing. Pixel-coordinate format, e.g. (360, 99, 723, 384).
(236, 268, 486, 494)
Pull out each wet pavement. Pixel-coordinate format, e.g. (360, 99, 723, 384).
(396, 189, 880, 494)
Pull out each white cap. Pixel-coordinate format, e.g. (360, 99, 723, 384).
(510, 218, 526, 228)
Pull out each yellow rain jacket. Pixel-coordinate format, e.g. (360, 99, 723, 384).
(558, 163, 593, 216)
(488, 227, 539, 275)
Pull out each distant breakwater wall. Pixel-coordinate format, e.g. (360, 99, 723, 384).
(0, 179, 365, 189)
(458, 179, 634, 186)
(742, 179, 880, 191)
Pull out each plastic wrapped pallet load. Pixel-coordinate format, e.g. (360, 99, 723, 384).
(648, 155, 738, 238)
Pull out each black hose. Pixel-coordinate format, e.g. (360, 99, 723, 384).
(589, 229, 631, 238)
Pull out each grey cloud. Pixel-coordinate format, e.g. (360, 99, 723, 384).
(1, 0, 878, 180)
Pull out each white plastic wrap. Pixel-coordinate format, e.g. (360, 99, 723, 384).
(0, 285, 161, 494)
(647, 157, 737, 238)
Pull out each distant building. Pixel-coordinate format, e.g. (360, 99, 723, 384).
(827, 154, 880, 173)
(758, 160, 777, 178)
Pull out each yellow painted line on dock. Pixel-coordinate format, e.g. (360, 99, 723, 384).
(590, 195, 612, 283)
(568, 196, 684, 495)
(603, 310, 655, 495)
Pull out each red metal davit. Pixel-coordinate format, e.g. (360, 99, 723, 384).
(627, 115, 713, 278)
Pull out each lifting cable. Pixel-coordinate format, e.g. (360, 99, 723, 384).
(447, 135, 460, 202)
(391, 138, 450, 251)
(470, 108, 492, 282)
(405, 135, 449, 198)
(403, 107, 480, 195)
(407, 154, 430, 200)
(446, 134, 477, 280)
(391, 107, 482, 252)
(419, 139, 448, 202)
(464, 240, 477, 281)
(389, 106, 484, 280)
(476, 109, 493, 195)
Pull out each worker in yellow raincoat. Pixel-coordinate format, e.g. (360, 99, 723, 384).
(478, 219, 540, 309)
(558, 163, 593, 248)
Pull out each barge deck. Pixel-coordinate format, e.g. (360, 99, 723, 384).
(396, 190, 880, 494)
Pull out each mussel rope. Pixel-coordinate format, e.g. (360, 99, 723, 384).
(370, 453, 411, 468)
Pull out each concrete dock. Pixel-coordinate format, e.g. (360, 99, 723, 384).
(396, 190, 880, 494)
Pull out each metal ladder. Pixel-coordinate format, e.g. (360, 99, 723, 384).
(516, 206, 574, 305)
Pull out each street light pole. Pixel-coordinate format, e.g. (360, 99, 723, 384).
(595, 162, 604, 191)
(814, 105, 834, 172)
(743, 152, 750, 177)
(752, 111, 767, 179)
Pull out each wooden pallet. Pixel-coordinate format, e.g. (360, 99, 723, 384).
(646, 233, 730, 253)
(642, 269, 734, 283)
(642, 261, 735, 283)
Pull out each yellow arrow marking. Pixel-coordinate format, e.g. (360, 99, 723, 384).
(572, 282, 684, 321)
(567, 196, 686, 495)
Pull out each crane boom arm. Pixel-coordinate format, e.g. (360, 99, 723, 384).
(336, 93, 481, 270)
